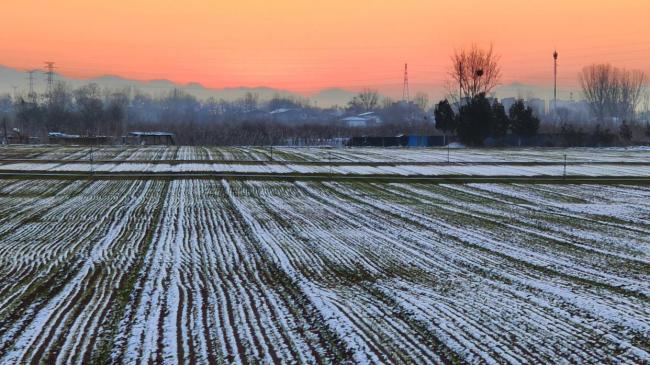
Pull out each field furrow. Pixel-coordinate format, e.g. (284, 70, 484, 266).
(0, 148, 648, 364)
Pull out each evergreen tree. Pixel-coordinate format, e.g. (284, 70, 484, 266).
(434, 99, 456, 134)
(457, 93, 493, 146)
(509, 99, 540, 140)
(491, 99, 510, 138)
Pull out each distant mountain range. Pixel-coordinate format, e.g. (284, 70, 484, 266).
(0, 64, 361, 107)
(0, 64, 571, 107)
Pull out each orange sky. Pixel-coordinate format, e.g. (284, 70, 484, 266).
(1, 0, 649, 98)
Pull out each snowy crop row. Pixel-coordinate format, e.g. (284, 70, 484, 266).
(2, 161, 650, 177)
(2, 145, 650, 163)
(0, 178, 648, 363)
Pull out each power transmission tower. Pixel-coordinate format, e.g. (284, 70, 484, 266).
(402, 63, 410, 103)
(44, 61, 56, 100)
(27, 70, 38, 102)
(553, 50, 558, 115)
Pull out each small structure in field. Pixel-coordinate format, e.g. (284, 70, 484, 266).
(127, 132, 176, 145)
(6, 128, 39, 144)
(48, 132, 108, 145)
(269, 108, 302, 123)
(348, 135, 448, 147)
(341, 112, 383, 128)
(7, 135, 39, 144)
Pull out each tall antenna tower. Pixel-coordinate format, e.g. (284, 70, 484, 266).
(553, 50, 558, 114)
(402, 63, 410, 103)
(44, 61, 56, 98)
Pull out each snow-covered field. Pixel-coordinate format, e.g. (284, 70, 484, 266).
(2, 145, 650, 163)
(1, 146, 650, 178)
(0, 177, 649, 363)
(2, 161, 650, 177)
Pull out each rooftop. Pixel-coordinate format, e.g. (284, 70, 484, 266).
(128, 132, 175, 137)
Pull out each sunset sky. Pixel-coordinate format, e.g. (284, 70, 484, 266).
(1, 0, 649, 99)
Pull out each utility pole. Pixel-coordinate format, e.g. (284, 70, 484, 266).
(329, 151, 332, 176)
(402, 63, 410, 103)
(90, 144, 94, 175)
(553, 50, 558, 116)
(2, 117, 7, 145)
(447, 143, 450, 164)
(458, 61, 463, 108)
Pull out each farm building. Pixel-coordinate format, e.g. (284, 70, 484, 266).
(48, 132, 109, 145)
(341, 112, 383, 128)
(269, 108, 305, 123)
(348, 135, 448, 147)
(7, 135, 40, 144)
(483, 133, 564, 147)
(403, 135, 449, 147)
(127, 132, 176, 145)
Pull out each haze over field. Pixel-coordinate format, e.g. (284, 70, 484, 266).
(2, 0, 650, 103)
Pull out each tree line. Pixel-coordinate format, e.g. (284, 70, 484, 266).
(1, 44, 648, 146)
(430, 44, 648, 146)
(0, 82, 434, 145)
(579, 64, 646, 122)
(434, 94, 539, 146)
(433, 45, 539, 146)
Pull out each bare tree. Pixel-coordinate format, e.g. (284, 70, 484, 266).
(643, 89, 650, 118)
(449, 44, 501, 101)
(46, 82, 73, 134)
(74, 83, 104, 135)
(106, 91, 129, 136)
(348, 89, 379, 112)
(618, 69, 646, 121)
(358, 89, 379, 111)
(579, 63, 646, 122)
(579, 64, 610, 122)
(241, 92, 259, 112)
